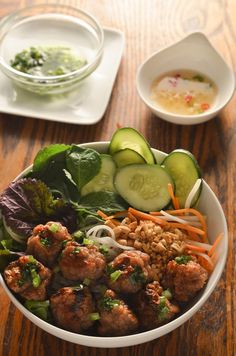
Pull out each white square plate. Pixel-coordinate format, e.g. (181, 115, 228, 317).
(0, 28, 124, 125)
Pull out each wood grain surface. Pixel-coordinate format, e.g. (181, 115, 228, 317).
(0, 0, 235, 355)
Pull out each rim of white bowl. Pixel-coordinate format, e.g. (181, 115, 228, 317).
(0, 142, 228, 348)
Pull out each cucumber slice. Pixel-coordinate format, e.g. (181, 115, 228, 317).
(81, 154, 116, 196)
(162, 149, 202, 208)
(114, 164, 173, 211)
(113, 148, 146, 168)
(109, 127, 156, 164)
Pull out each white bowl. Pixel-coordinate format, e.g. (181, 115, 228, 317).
(0, 142, 228, 348)
(137, 32, 235, 125)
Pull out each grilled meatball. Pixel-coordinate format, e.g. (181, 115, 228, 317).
(107, 250, 153, 294)
(4, 255, 52, 300)
(26, 221, 72, 267)
(162, 258, 208, 302)
(50, 286, 95, 333)
(59, 241, 106, 281)
(134, 281, 179, 330)
(97, 289, 139, 336)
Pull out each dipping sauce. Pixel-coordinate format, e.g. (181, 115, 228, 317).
(10, 46, 87, 76)
(151, 70, 217, 115)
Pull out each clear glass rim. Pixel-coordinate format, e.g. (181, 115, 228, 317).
(0, 3, 104, 82)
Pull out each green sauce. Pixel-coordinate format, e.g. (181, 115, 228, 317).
(10, 45, 87, 76)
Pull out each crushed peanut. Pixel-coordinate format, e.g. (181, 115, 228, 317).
(113, 217, 187, 280)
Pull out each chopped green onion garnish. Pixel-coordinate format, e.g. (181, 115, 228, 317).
(72, 247, 81, 255)
(99, 296, 120, 311)
(83, 238, 93, 245)
(73, 230, 85, 243)
(31, 268, 41, 288)
(162, 289, 172, 300)
(48, 223, 59, 233)
(89, 312, 100, 321)
(110, 270, 122, 282)
(40, 237, 52, 247)
(158, 306, 169, 322)
(99, 245, 109, 255)
(175, 255, 192, 265)
(159, 296, 167, 307)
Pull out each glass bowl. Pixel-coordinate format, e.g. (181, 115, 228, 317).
(0, 4, 104, 95)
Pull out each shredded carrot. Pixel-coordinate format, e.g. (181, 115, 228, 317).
(116, 122, 122, 129)
(127, 211, 137, 222)
(150, 207, 207, 241)
(167, 183, 180, 209)
(185, 244, 207, 253)
(187, 231, 201, 241)
(167, 222, 205, 236)
(97, 210, 109, 219)
(97, 210, 121, 226)
(208, 233, 223, 257)
(128, 207, 168, 226)
(107, 210, 128, 219)
(196, 254, 214, 273)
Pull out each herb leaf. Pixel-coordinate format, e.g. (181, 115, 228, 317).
(66, 146, 101, 191)
(99, 296, 120, 311)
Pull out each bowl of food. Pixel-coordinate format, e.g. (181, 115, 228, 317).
(136, 32, 235, 125)
(0, 127, 227, 348)
(0, 4, 104, 95)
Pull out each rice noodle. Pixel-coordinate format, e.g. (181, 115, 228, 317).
(185, 178, 202, 209)
(160, 210, 188, 224)
(185, 239, 212, 251)
(156, 214, 201, 227)
(86, 225, 115, 240)
(86, 224, 134, 259)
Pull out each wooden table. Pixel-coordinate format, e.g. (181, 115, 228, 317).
(0, 0, 235, 355)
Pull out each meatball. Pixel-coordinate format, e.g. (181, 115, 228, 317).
(59, 241, 106, 281)
(97, 289, 139, 336)
(107, 250, 153, 294)
(134, 281, 179, 330)
(162, 257, 208, 302)
(50, 286, 95, 333)
(4, 255, 52, 300)
(26, 221, 72, 267)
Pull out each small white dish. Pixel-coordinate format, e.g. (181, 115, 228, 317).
(0, 28, 124, 125)
(137, 32, 235, 125)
